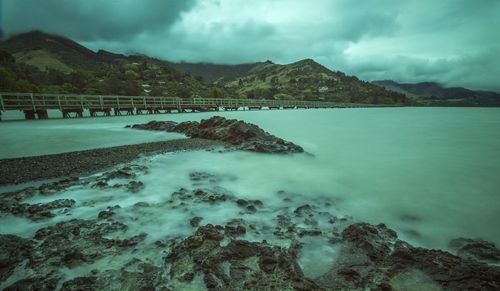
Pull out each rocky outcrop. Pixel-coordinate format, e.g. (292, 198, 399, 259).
(1, 218, 151, 290)
(129, 116, 304, 154)
(449, 238, 500, 263)
(0, 235, 34, 282)
(31, 219, 147, 269)
(314, 223, 500, 290)
(0, 198, 75, 221)
(165, 224, 320, 290)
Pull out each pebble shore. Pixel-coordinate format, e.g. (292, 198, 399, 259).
(0, 138, 225, 185)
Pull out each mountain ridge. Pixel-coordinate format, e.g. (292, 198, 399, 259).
(373, 80, 500, 107)
(0, 31, 407, 104)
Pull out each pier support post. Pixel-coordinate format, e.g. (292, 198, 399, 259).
(62, 109, 83, 118)
(36, 110, 48, 119)
(24, 110, 36, 120)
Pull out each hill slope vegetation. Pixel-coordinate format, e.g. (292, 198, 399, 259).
(1, 31, 407, 104)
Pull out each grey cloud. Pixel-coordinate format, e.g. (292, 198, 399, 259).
(2, 0, 500, 91)
(2, 0, 196, 41)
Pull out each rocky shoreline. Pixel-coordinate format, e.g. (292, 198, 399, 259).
(1, 117, 500, 290)
(0, 163, 499, 290)
(0, 138, 225, 186)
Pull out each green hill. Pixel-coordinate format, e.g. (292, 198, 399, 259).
(172, 59, 408, 104)
(0, 31, 213, 97)
(1, 31, 407, 104)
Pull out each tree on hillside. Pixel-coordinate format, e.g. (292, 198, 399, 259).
(0, 49, 15, 65)
(149, 86, 164, 96)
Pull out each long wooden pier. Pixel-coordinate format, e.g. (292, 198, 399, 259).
(0, 92, 391, 120)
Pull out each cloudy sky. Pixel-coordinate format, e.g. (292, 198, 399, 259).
(2, 0, 500, 91)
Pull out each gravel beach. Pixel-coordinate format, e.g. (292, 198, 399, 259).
(0, 138, 225, 185)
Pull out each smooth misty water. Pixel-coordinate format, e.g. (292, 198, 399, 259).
(1, 107, 500, 250)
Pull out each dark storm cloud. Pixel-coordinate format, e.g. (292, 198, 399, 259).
(2, 0, 196, 41)
(2, 0, 500, 91)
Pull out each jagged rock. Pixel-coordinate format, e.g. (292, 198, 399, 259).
(236, 199, 263, 214)
(4, 272, 61, 291)
(165, 224, 320, 290)
(314, 223, 500, 290)
(129, 116, 304, 154)
(98, 205, 121, 220)
(0, 235, 34, 282)
(106, 169, 136, 180)
(0, 198, 75, 221)
(31, 219, 145, 269)
(294, 204, 313, 216)
(92, 165, 148, 191)
(38, 177, 81, 195)
(126, 181, 144, 193)
(449, 238, 500, 263)
(190, 216, 203, 227)
(168, 188, 229, 205)
(224, 225, 246, 237)
(60, 260, 167, 290)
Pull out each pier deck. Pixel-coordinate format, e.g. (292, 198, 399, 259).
(0, 92, 392, 120)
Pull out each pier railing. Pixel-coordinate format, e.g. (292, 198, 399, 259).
(0, 92, 392, 120)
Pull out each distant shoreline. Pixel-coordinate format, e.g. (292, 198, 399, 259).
(0, 138, 225, 185)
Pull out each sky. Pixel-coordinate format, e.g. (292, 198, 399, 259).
(1, 0, 500, 91)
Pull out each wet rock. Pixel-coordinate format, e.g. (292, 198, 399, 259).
(190, 216, 203, 227)
(60, 260, 167, 291)
(0, 235, 34, 282)
(133, 201, 150, 208)
(126, 181, 144, 193)
(236, 199, 249, 207)
(38, 177, 81, 195)
(165, 225, 320, 290)
(314, 223, 500, 290)
(98, 205, 121, 220)
(169, 188, 229, 205)
(105, 169, 136, 180)
(246, 205, 257, 213)
(298, 229, 322, 237)
(93, 165, 148, 191)
(235, 199, 262, 213)
(93, 180, 108, 188)
(449, 238, 500, 263)
(190, 172, 218, 182)
(31, 219, 145, 269)
(131, 120, 178, 131)
(4, 273, 61, 291)
(61, 276, 98, 290)
(189, 172, 237, 185)
(294, 204, 313, 216)
(341, 223, 397, 262)
(0, 198, 76, 221)
(389, 241, 500, 290)
(129, 116, 304, 154)
(224, 225, 246, 237)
